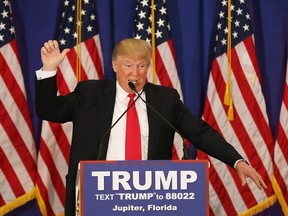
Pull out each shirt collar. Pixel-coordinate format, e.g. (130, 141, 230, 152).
(116, 81, 146, 101)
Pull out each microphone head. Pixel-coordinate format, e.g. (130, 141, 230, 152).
(128, 81, 136, 91)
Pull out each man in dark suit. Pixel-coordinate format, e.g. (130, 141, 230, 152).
(36, 38, 267, 216)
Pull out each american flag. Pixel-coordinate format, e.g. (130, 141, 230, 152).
(198, 0, 276, 215)
(0, 0, 37, 215)
(134, 0, 187, 159)
(272, 61, 288, 214)
(35, 0, 103, 215)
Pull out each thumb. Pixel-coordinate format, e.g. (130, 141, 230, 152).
(61, 48, 70, 57)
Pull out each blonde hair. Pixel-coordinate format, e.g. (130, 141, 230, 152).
(112, 38, 151, 62)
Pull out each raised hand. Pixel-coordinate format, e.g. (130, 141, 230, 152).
(41, 40, 70, 71)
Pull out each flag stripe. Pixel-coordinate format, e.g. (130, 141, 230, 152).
(84, 36, 104, 80)
(49, 123, 71, 163)
(39, 137, 66, 206)
(0, 101, 36, 181)
(0, 147, 25, 198)
(155, 48, 173, 87)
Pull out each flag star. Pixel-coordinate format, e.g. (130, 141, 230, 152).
(84, 0, 89, 3)
(134, 34, 142, 39)
(146, 26, 152, 34)
(215, 35, 219, 41)
(64, 0, 69, 6)
(90, 14, 95, 20)
(59, 38, 66, 45)
(231, 4, 235, 11)
(87, 25, 93, 32)
(219, 11, 225, 18)
(155, 29, 162, 38)
(224, 27, 228, 34)
(157, 18, 165, 27)
(0, 34, 4, 41)
(221, 38, 227, 45)
(217, 22, 222, 29)
(73, 32, 77, 38)
(64, 27, 70, 34)
(9, 26, 15, 34)
(136, 21, 144, 30)
(0, 22, 6, 30)
(140, 0, 149, 7)
(239, 0, 245, 4)
(68, 16, 73, 22)
(159, 6, 167, 15)
(3, 0, 9, 6)
(138, 10, 146, 19)
(167, 23, 170, 31)
(243, 24, 249, 31)
(232, 31, 238, 38)
(149, 15, 152, 22)
(221, 0, 227, 6)
(234, 20, 240, 27)
(81, 9, 86, 16)
(72, 5, 76, 11)
(245, 13, 250, 20)
(145, 38, 151, 43)
(151, 4, 156, 11)
(236, 8, 243, 15)
(2, 10, 8, 18)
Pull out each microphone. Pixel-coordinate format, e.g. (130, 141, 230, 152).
(97, 87, 146, 160)
(128, 81, 190, 160)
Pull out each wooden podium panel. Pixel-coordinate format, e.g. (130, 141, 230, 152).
(76, 160, 209, 216)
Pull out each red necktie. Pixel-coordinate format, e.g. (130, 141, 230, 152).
(125, 94, 142, 160)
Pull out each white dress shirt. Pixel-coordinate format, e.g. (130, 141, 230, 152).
(106, 82, 149, 160)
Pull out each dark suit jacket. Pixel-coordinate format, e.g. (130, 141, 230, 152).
(36, 75, 243, 216)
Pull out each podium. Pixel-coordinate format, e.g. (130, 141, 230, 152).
(76, 160, 208, 216)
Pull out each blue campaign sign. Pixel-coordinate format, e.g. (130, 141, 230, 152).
(79, 160, 208, 216)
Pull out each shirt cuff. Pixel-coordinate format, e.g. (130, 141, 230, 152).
(233, 159, 247, 169)
(36, 68, 57, 80)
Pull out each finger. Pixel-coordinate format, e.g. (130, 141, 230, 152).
(240, 175, 247, 186)
(251, 174, 267, 190)
(52, 40, 59, 49)
(41, 46, 48, 55)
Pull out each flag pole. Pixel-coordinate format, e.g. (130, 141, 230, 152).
(224, 0, 234, 121)
(76, 0, 82, 82)
(151, 0, 156, 84)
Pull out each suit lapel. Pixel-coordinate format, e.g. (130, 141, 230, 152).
(145, 83, 160, 159)
(98, 80, 116, 157)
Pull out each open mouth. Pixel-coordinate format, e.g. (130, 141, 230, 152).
(128, 80, 137, 84)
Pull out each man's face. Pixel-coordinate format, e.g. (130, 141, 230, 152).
(112, 55, 150, 93)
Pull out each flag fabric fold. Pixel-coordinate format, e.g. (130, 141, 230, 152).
(35, 0, 103, 215)
(0, 1, 37, 215)
(198, 0, 276, 215)
(272, 60, 288, 214)
(134, 0, 187, 159)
